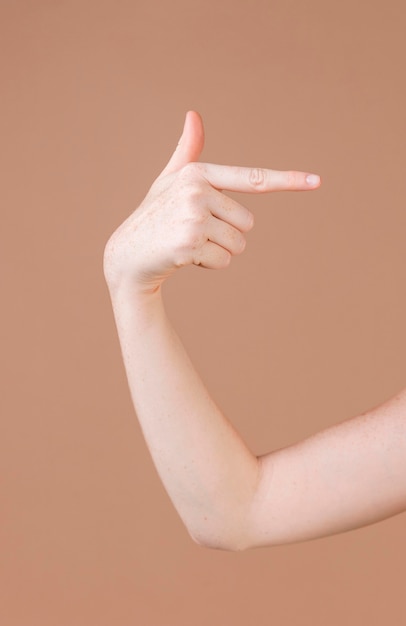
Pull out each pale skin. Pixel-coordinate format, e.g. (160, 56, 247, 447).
(103, 111, 406, 551)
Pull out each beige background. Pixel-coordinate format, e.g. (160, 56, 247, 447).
(1, 1, 406, 624)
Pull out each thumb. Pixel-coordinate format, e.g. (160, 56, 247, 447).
(158, 110, 205, 179)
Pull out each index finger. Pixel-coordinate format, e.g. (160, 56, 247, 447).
(199, 163, 321, 193)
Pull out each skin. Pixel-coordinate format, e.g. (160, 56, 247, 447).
(103, 111, 406, 551)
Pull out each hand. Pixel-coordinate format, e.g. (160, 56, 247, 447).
(103, 111, 321, 294)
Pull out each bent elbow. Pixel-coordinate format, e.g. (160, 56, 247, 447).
(188, 526, 252, 552)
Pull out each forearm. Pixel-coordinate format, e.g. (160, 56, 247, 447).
(103, 111, 322, 549)
(108, 281, 260, 550)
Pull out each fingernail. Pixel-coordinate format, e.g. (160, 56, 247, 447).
(306, 174, 320, 187)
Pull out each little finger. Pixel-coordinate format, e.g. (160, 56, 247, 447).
(193, 241, 232, 270)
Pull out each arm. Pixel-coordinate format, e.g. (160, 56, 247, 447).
(103, 112, 406, 550)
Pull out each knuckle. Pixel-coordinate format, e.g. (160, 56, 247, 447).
(176, 171, 207, 205)
(233, 237, 246, 255)
(222, 251, 232, 267)
(286, 170, 299, 189)
(248, 167, 267, 190)
(181, 183, 205, 206)
(178, 219, 206, 250)
(188, 185, 206, 206)
(180, 161, 204, 180)
(185, 203, 207, 225)
(174, 250, 193, 268)
(245, 210, 254, 231)
(229, 230, 246, 255)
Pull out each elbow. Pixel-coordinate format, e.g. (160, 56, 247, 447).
(187, 525, 253, 552)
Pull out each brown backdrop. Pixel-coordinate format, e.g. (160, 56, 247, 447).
(2, 1, 406, 624)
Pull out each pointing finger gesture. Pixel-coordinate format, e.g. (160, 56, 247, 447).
(103, 111, 321, 293)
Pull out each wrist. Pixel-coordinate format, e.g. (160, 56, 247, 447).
(103, 236, 165, 299)
(106, 273, 163, 300)
(106, 273, 167, 329)
(103, 252, 164, 299)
